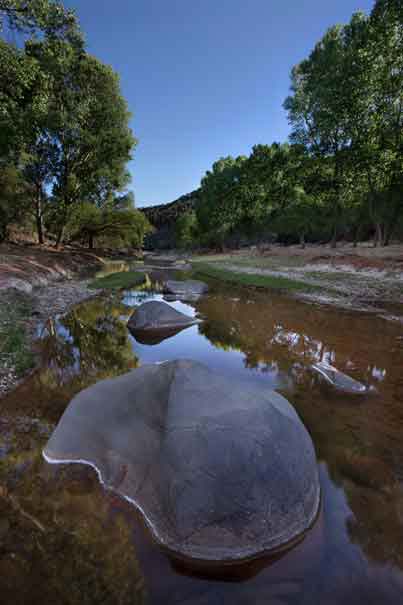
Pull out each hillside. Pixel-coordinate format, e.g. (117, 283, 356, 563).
(141, 189, 200, 249)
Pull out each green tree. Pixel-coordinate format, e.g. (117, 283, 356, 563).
(0, 0, 83, 46)
(24, 37, 136, 246)
(284, 24, 357, 247)
(66, 201, 152, 249)
(175, 211, 199, 249)
(197, 155, 248, 247)
(0, 39, 42, 162)
(0, 165, 30, 240)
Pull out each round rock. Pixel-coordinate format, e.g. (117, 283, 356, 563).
(163, 280, 208, 300)
(127, 300, 199, 333)
(43, 360, 320, 563)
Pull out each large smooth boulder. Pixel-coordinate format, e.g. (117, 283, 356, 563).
(163, 280, 208, 300)
(43, 360, 320, 563)
(127, 300, 199, 335)
(311, 361, 370, 394)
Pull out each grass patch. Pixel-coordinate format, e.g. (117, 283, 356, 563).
(0, 292, 35, 377)
(193, 262, 323, 293)
(88, 271, 147, 290)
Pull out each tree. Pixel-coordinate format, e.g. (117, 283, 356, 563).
(284, 24, 359, 247)
(175, 211, 199, 249)
(197, 156, 247, 247)
(0, 0, 83, 47)
(284, 4, 403, 246)
(24, 37, 136, 246)
(0, 164, 30, 240)
(65, 202, 152, 249)
(0, 39, 42, 162)
(365, 0, 403, 244)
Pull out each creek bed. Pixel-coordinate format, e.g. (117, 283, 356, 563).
(1, 269, 403, 604)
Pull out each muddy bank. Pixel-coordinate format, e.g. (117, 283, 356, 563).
(0, 243, 104, 293)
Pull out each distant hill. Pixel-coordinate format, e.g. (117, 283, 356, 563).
(141, 189, 200, 249)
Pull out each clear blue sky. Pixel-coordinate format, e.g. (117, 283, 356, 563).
(64, 0, 374, 207)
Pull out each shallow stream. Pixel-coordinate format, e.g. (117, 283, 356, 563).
(1, 267, 403, 604)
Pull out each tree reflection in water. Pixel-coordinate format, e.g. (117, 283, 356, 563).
(40, 296, 139, 389)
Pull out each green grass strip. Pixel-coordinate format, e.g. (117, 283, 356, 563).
(193, 262, 321, 293)
(89, 271, 146, 290)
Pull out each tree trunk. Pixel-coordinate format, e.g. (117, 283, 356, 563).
(88, 233, 94, 249)
(353, 224, 360, 248)
(55, 225, 64, 249)
(374, 223, 383, 247)
(35, 196, 44, 245)
(330, 225, 337, 249)
(299, 233, 306, 249)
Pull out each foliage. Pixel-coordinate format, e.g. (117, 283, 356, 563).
(0, 0, 83, 46)
(0, 0, 138, 249)
(0, 165, 30, 240)
(190, 0, 403, 250)
(284, 0, 403, 246)
(66, 202, 152, 249)
(175, 211, 199, 249)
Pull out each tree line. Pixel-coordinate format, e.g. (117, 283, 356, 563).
(0, 0, 151, 248)
(177, 0, 402, 250)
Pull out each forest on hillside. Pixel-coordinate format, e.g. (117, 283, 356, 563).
(0, 0, 151, 249)
(176, 0, 402, 250)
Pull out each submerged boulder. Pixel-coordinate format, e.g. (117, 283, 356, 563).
(43, 360, 320, 563)
(163, 280, 208, 300)
(311, 361, 370, 394)
(127, 300, 199, 335)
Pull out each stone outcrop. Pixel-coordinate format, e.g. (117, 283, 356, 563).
(43, 360, 320, 563)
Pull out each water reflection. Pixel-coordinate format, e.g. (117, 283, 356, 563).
(1, 278, 403, 603)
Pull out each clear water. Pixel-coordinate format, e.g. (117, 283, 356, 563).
(1, 275, 403, 604)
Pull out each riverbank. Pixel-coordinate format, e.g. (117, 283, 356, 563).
(0, 243, 106, 397)
(191, 243, 403, 318)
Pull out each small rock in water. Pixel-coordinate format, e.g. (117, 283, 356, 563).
(163, 280, 208, 300)
(311, 361, 370, 394)
(128, 300, 199, 332)
(128, 300, 200, 344)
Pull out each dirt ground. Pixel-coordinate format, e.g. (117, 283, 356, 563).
(203, 242, 403, 267)
(192, 242, 403, 316)
(0, 243, 105, 293)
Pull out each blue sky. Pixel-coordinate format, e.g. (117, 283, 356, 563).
(64, 0, 374, 207)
